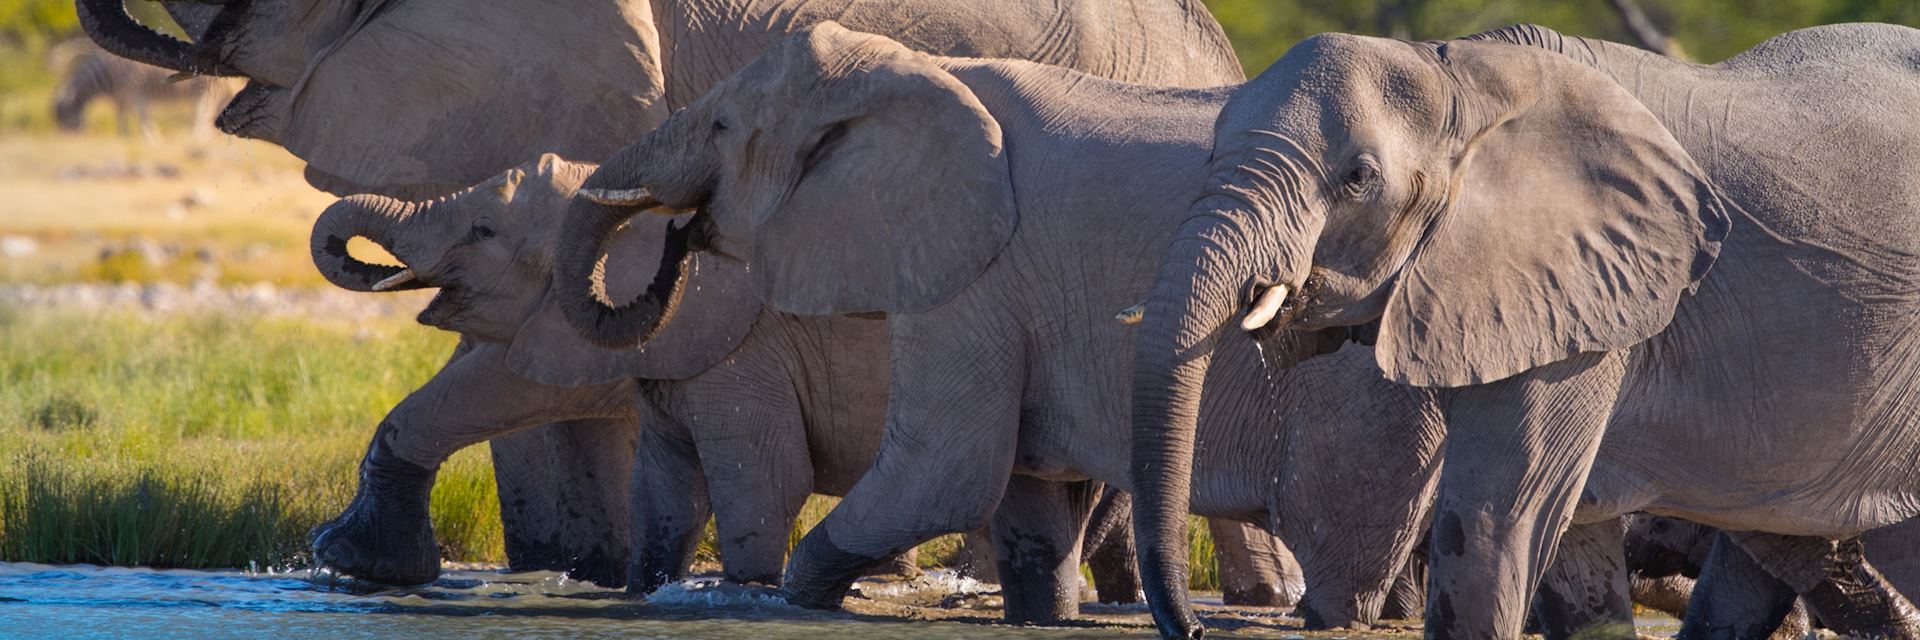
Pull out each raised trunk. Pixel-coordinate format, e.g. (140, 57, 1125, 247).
(308, 195, 435, 292)
(74, 0, 238, 76)
(1130, 209, 1262, 640)
(552, 194, 698, 349)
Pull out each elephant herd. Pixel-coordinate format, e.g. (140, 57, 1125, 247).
(76, 0, 1920, 638)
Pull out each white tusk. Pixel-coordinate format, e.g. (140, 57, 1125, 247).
(576, 187, 658, 207)
(372, 268, 416, 291)
(1239, 284, 1290, 331)
(1115, 302, 1146, 325)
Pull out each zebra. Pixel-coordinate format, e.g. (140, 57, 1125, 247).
(51, 40, 236, 139)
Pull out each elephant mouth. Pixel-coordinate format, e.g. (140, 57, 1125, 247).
(416, 288, 470, 334)
(1247, 270, 1325, 342)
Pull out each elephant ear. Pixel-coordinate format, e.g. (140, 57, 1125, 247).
(508, 214, 763, 386)
(746, 23, 1017, 315)
(235, 0, 668, 196)
(1374, 41, 1729, 387)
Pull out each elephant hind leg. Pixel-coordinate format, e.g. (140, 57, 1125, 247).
(1729, 531, 1920, 638)
(991, 477, 1101, 624)
(1381, 544, 1428, 620)
(1211, 519, 1303, 608)
(1083, 487, 1142, 605)
(628, 409, 711, 595)
(1531, 517, 1635, 640)
(1677, 533, 1802, 640)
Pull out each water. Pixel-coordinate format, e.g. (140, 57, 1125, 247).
(0, 563, 1409, 639)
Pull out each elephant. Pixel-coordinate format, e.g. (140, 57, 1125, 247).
(1120, 21, 1920, 639)
(73, 0, 1255, 591)
(308, 154, 1179, 616)
(552, 23, 1453, 628)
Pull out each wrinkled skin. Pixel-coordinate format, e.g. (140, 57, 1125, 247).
(1125, 22, 1920, 639)
(558, 24, 1451, 628)
(83, 0, 1251, 594)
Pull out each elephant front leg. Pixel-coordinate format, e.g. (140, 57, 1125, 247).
(545, 417, 639, 587)
(694, 400, 813, 588)
(1426, 351, 1625, 640)
(1531, 518, 1635, 640)
(1381, 544, 1427, 620)
(310, 422, 441, 585)
(628, 411, 712, 595)
(991, 477, 1101, 624)
(782, 327, 1022, 611)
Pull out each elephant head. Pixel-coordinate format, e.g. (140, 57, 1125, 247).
(311, 154, 760, 385)
(76, 0, 667, 198)
(551, 23, 1016, 346)
(1127, 34, 1730, 637)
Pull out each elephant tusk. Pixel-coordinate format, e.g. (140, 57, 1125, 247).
(576, 187, 661, 208)
(372, 268, 417, 291)
(1115, 302, 1146, 325)
(1239, 284, 1290, 332)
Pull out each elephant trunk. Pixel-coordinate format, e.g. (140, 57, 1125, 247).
(75, 0, 239, 76)
(1131, 202, 1278, 640)
(309, 195, 439, 292)
(551, 191, 697, 349)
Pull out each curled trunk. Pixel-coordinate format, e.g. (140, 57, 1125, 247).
(1130, 211, 1258, 640)
(309, 195, 431, 292)
(552, 194, 697, 349)
(75, 0, 238, 76)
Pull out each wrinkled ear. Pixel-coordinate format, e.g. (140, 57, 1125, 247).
(507, 216, 762, 386)
(749, 25, 1017, 315)
(247, 0, 667, 196)
(1376, 41, 1729, 387)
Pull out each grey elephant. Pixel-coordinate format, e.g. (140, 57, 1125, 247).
(1121, 22, 1920, 639)
(310, 155, 1165, 616)
(554, 23, 1452, 628)
(74, 0, 1257, 593)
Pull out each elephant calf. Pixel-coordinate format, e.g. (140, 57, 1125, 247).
(555, 24, 1452, 628)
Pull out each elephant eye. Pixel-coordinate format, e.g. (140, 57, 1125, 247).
(470, 224, 496, 241)
(712, 119, 728, 132)
(1340, 159, 1381, 199)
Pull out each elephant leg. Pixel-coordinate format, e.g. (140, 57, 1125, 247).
(950, 528, 1001, 583)
(1630, 574, 1695, 620)
(1426, 351, 1625, 640)
(1212, 519, 1302, 608)
(1678, 533, 1801, 640)
(1381, 544, 1428, 620)
(1727, 532, 1920, 638)
(991, 477, 1099, 624)
(684, 381, 812, 588)
(866, 548, 921, 578)
(782, 327, 1022, 611)
(1532, 517, 1635, 640)
(1083, 487, 1142, 604)
(627, 406, 712, 595)
(543, 417, 638, 587)
(494, 428, 566, 571)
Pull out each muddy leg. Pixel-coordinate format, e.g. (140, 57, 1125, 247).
(1532, 518, 1635, 640)
(992, 477, 1099, 624)
(1212, 519, 1302, 608)
(627, 408, 710, 595)
(1730, 532, 1920, 638)
(545, 417, 638, 587)
(1678, 533, 1800, 640)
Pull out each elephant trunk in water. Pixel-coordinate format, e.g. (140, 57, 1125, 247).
(554, 175, 699, 349)
(308, 195, 441, 292)
(74, 0, 240, 76)
(1131, 197, 1296, 640)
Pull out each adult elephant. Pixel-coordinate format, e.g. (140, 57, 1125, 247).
(74, 0, 1262, 596)
(558, 23, 1453, 628)
(1122, 22, 1920, 639)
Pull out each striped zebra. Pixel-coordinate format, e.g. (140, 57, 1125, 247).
(51, 40, 236, 139)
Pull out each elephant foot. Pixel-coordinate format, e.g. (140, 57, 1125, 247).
(781, 530, 892, 610)
(567, 544, 627, 588)
(1800, 539, 1920, 639)
(860, 550, 922, 579)
(311, 434, 440, 586)
(1223, 583, 1287, 607)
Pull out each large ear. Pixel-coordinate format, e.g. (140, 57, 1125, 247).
(507, 214, 763, 386)
(746, 24, 1017, 315)
(1375, 41, 1730, 387)
(227, 0, 669, 196)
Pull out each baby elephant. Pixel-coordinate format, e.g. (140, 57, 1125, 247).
(308, 154, 1280, 619)
(554, 23, 1451, 628)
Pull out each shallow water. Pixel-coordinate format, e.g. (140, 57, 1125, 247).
(0, 562, 1416, 639)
